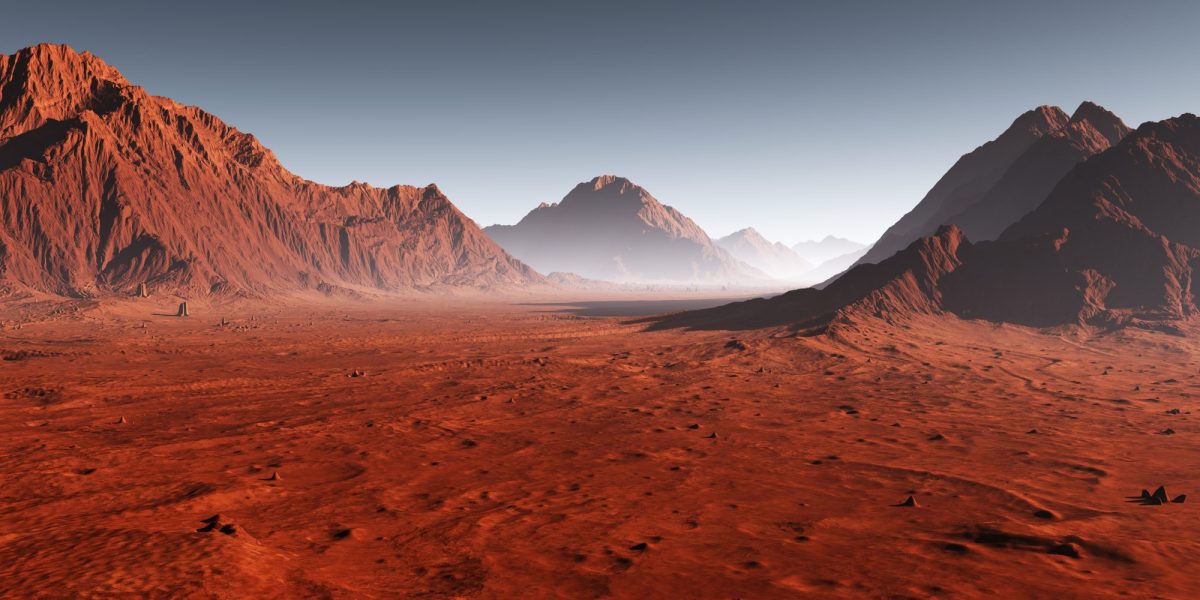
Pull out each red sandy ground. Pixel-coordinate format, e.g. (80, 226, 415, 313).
(0, 298, 1197, 598)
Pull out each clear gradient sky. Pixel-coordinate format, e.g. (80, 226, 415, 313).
(4, 1, 1199, 245)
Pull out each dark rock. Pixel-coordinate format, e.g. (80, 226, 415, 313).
(1152, 486, 1169, 503)
(1047, 543, 1081, 558)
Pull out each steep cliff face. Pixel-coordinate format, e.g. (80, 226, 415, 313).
(647, 225, 971, 331)
(947, 102, 1131, 241)
(978, 113, 1200, 324)
(851, 103, 1131, 273)
(0, 44, 540, 297)
(852, 106, 1071, 268)
(485, 176, 761, 284)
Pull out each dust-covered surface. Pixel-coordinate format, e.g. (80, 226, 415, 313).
(1, 298, 1196, 598)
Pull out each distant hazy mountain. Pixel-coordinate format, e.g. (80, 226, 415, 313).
(806, 246, 871, 287)
(484, 176, 762, 284)
(716, 228, 812, 280)
(791, 236, 867, 266)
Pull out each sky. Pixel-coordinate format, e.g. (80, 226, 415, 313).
(3, 1, 1199, 245)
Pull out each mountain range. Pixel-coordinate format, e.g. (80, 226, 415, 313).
(651, 111, 1200, 331)
(5, 41, 1195, 332)
(0, 44, 540, 298)
(791, 235, 867, 265)
(715, 228, 812, 281)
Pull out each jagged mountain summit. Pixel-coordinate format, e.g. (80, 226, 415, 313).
(715, 228, 811, 281)
(649, 112, 1200, 332)
(0, 43, 540, 298)
(484, 176, 763, 284)
(851, 102, 1130, 271)
(947, 102, 1131, 241)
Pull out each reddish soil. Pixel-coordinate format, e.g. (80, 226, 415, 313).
(1, 298, 1196, 598)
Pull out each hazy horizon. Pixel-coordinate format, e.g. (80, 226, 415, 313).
(5, 0, 1199, 245)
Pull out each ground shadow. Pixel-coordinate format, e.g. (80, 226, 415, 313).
(518, 296, 774, 318)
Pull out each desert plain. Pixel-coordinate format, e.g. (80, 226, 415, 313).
(1, 296, 1196, 598)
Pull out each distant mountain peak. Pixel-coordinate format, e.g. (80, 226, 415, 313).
(800, 234, 861, 245)
(792, 235, 868, 267)
(553, 175, 659, 212)
(1010, 105, 1071, 136)
(588, 174, 637, 190)
(1070, 100, 1112, 122)
(716, 228, 811, 280)
(726, 227, 765, 240)
(485, 176, 762, 283)
(1067, 101, 1130, 146)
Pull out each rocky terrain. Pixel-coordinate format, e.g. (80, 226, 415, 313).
(0, 299, 1195, 598)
